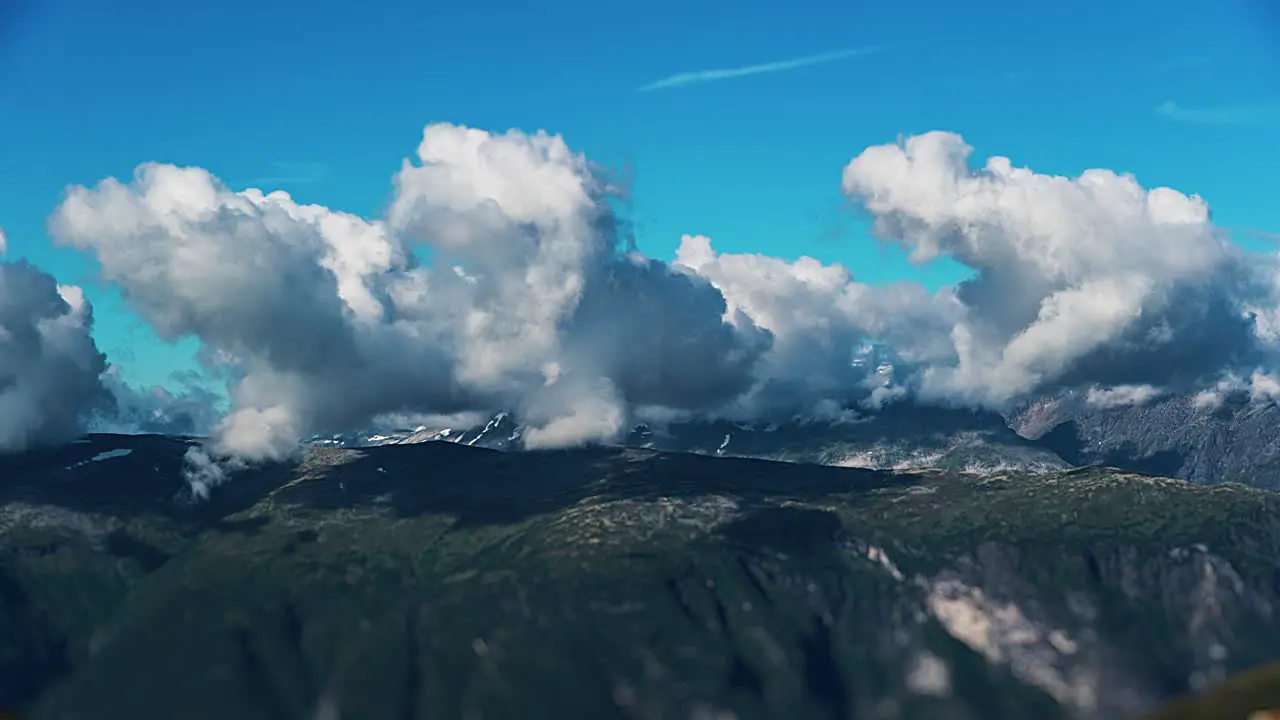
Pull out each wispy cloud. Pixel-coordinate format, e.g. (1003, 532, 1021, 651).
(1155, 100, 1280, 126)
(240, 160, 330, 187)
(1240, 228, 1280, 243)
(636, 46, 881, 93)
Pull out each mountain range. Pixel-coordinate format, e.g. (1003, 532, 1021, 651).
(4, 433, 1280, 719)
(1009, 389, 1280, 488)
(322, 389, 1280, 490)
(320, 404, 1069, 475)
(6, 389, 1280, 718)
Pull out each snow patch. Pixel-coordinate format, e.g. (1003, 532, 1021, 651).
(66, 448, 133, 470)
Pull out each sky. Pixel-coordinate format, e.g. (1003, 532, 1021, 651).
(1, 0, 1279, 484)
(1, 0, 1274, 388)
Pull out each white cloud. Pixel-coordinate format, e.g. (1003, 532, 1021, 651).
(43, 123, 1280, 483)
(636, 47, 880, 92)
(0, 223, 218, 449)
(0, 263, 111, 450)
(1248, 370, 1280, 403)
(1186, 369, 1280, 412)
(673, 234, 940, 416)
(1084, 384, 1163, 409)
(1241, 228, 1280, 243)
(840, 130, 1267, 408)
(1155, 101, 1280, 127)
(51, 125, 772, 465)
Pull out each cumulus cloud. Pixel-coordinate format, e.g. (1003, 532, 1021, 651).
(53, 162, 433, 461)
(0, 227, 214, 448)
(673, 234, 945, 417)
(840, 130, 1271, 408)
(45, 122, 1280, 487)
(0, 261, 111, 450)
(50, 125, 777, 472)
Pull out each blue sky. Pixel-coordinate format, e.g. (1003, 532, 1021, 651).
(1, 0, 1277, 390)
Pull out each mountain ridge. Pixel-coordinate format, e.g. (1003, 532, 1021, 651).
(311, 388, 1280, 490)
(321, 403, 1072, 476)
(3, 434, 1280, 718)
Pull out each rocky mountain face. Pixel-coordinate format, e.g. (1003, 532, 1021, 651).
(337, 403, 1072, 476)
(3, 434, 1280, 719)
(626, 404, 1070, 475)
(328, 387, 1280, 490)
(1009, 390, 1280, 489)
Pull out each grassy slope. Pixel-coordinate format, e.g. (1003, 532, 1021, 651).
(2, 437, 1279, 719)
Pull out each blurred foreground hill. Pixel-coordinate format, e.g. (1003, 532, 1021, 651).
(3, 435, 1280, 718)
